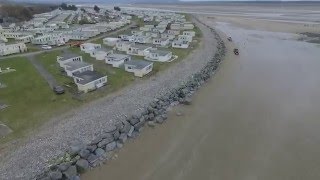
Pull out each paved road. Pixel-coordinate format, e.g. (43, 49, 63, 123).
(26, 56, 58, 89)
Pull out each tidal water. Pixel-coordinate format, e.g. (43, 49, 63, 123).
(82, 21, 320, 180)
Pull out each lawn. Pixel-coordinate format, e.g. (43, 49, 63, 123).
(0, 57, 80, 143)
(0, 13, 203, 144)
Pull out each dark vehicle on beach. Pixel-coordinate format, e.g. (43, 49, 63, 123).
(53, 86, 65, 94)
(234, 48, 239, 55)
(227, 37, 232, 41)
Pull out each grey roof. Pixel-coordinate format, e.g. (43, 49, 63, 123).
(107, 54, 130, 61)
(58, 53, 81, 61)
(125, 60, 153, 70)
(65, 61, 92, 71)
(131, 44, 151, 50)
(92, 47, 113, 53)
(73, 71, 106, 85)
(149, 49, 171, 56)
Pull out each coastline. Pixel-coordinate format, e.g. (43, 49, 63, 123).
(0, 15, 225, 180)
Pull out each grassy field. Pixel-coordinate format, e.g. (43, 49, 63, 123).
(0, 57, 80, 143)
(0, 14, 203, 144)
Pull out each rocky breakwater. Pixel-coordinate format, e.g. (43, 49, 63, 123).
(36, 17, 226, 180)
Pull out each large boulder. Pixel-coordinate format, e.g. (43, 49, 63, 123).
(86, 145, 97, 153)
(87, 154, 99, 164)
(69, 142, 85, 155)
(127, 126, 134, 137)
(58, 162, 71, 172)
(94, 148, 105, 157)
(76, 159, 89, 173)
(49, 171, 62, 180)
(97, 137, 114, 148)
(120, 122, 131, 133)
(63, 166, 77, 179)
(128, 117, 139, 125)
(78, 149, 90, 159)
(105, 141, 117, 152)
(118, 133, 127, 144)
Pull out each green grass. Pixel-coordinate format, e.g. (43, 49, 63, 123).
(0, 13, 202, 144)
(0, 57, 80, 143)
(26, 44, 40, 52)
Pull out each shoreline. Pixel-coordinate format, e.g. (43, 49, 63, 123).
(0, 16, 225, 180)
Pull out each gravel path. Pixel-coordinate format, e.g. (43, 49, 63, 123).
(27, 56, 58, 89)
(0, 16, 217, 180)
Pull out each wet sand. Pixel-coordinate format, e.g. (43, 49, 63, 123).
(83, 13, 320, 180)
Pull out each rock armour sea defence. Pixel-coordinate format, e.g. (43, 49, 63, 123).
(36, 16, 226, 180)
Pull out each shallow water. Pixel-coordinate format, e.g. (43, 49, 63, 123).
(82, 21, 320, 180)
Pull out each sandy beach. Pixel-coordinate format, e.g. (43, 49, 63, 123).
(82, 5, 320, 180)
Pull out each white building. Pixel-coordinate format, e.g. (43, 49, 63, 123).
(64, 61, 94, 77)
(124, 60, 153, 77)
(103, 37, 120, 46)
(0, 43, 27, 56)
(145, 49, 172, 62)
(153, 38, 170, 47)
(183, 31, 196, 37)
(73, 71, 107, 93)
(57, 54, 83, 68)
(116, 41, 134, 52)
(127, 44, 152, 57)
(80, 43, 102, 53)
(90, 48, 113, 61)
(172, 40, 189, 49)
(105, 54, 131, 68)
(178, 34, 193, 42)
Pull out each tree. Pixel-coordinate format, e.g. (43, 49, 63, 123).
(94, 5, 100, 13)
(114, 6, 121, 11)
(61, 3, 68, 10)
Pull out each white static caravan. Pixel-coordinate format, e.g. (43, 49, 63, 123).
(105, 54, 131, 68)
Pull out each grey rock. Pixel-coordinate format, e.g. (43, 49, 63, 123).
(57, 162, 71, 172)
(161, 113, 168, 120)
(127, 125, 134, 137)
(120, 122, 131, 133)
(113, 131, 120, 140)
(148, 113, 155, 120)
(70, 176, 81, 180)
(134, 121, 145, 131)
(78, 149, 90, 159)
(86, 145, 97, 152)
(182, 97, 192, 105)
(94, 148, 105, 157)
(155, 116, 164, 124)
(105, 141, 117, 152)
(128, 118, 139, 125)
(49, 171, 62, 180)
(87, 154, 99, 164)
(116, 142, 123, 149)
(76, 159, 89, 172)
(97, 137, 114, 148)
(103, 125, 117, 133)
(69, 142, 84, 155)
(147, 121, 156, 127)
(63, 166, 77, 179)
(39, 176, 50, 180)
(118, 133, 127, 144)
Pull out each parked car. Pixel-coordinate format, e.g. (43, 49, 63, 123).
(53, 86, 65, 95)
(41, 45, 52, 50)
